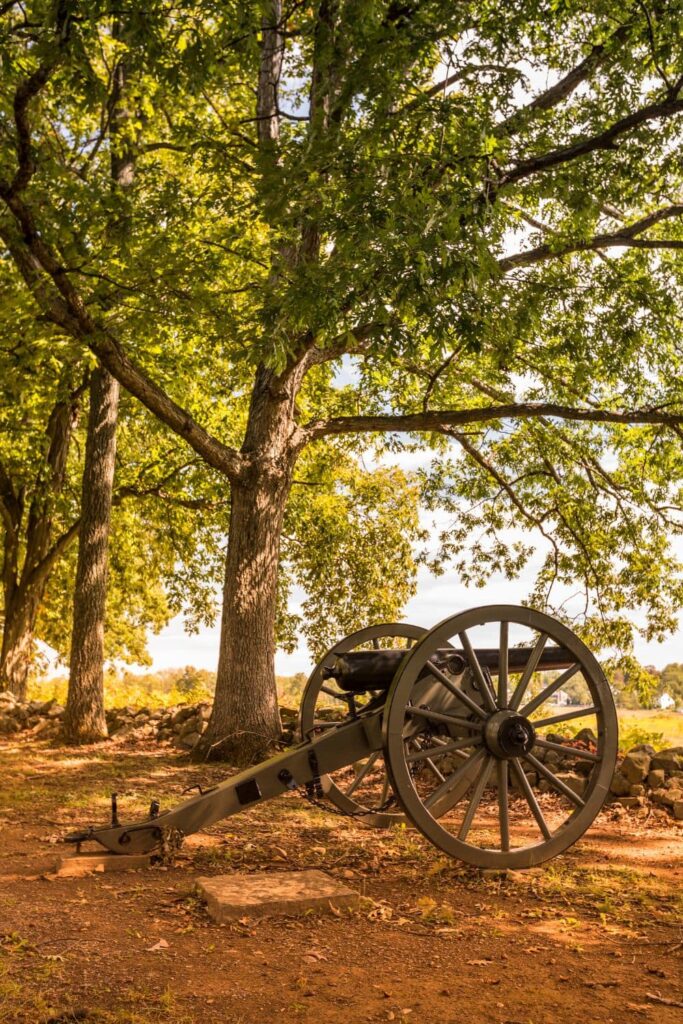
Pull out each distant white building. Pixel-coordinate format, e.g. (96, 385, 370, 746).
(553, 689, 571, 706)
(659, 692, 675, 710)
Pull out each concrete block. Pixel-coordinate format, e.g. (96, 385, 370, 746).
(197, 869, 359, 921)
(55, 852, 153, 876)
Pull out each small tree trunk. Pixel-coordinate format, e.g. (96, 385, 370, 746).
(0, 589, 42, 699)
(63, 367, 120, 743)
(193, 470, 290, 764)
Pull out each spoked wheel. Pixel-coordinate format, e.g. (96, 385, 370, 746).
(299, 623, 425, 827)
(383, 605, 618, 868)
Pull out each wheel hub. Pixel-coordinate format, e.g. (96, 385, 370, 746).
(484, 711, 536, 759)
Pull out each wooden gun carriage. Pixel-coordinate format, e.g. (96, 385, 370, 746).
(66, 606, 618, 870)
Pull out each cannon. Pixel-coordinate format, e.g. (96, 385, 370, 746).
(66, 606, 618, 869)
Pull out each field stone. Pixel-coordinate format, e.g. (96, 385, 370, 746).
(628, 743, 657, 756)
(648, 769, 666, 789)
(177, 730, 201, 749)
(197, 870, 359, 922)
(620, 751, 651, 784)
(555, 772, 587, 797)
(673, 800, 683, 821)
(651, 747, 683, 774)
(609, 771, 631, 797)
(179, 717, 200, 738)
(629, 784, 646, 797)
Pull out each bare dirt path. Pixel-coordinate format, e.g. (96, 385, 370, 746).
(0, 738, 681, 1024)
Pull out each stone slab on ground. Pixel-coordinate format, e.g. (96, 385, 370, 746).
(55, 852, 154, 877)
(197, 869, 359, 921)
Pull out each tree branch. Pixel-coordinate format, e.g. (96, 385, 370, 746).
(0, 12, 245, 485)
(499, 91, 683, 188)
(495, 23, 632, 137)
(24, 517, 80, 591)
(498, 204, 683, 271)
(305, 402, 683, 440)
(0, 210, 244, 481)
(447, 427, 561, 562)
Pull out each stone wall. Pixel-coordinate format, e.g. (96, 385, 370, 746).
(1, 690, 681, 820)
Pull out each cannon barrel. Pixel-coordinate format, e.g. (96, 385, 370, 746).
(323, 645, 575, 692)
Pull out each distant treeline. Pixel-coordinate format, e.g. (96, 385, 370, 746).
(29, 665, 312, 710)
(27, 662, 683, 711)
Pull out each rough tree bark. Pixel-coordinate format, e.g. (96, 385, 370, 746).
(63, 16, 129, 741)
(63, 367, 119, 742)
(0, 587, 44, 699)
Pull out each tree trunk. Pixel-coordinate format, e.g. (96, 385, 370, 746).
(0, 587, 42, 699)
(193, 469, 291, 763)
(194, 362, 303, 765)
(63, 367, 119, 743)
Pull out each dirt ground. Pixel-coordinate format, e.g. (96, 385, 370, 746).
(0, 737, 681, 1024)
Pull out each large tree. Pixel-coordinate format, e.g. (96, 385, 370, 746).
(1, 1, 683, 762)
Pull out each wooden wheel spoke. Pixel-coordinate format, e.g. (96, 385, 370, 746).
(510, 757, 552, 841)
(458, 755, 494, 841)
(346, 750, 380, 797)
(425, 756, 446, 783)
(425, 747, 487, 809)
(405, 736, 481, 763)
(377, 772, 391, 808)
(320, 685, 350, 702)
(457, 631, 498, 712)
(497, 760, 510, 852)
(524, 752, 585, 807)
(426, 662, 487, 719)
(406, 706, 483, 731)
(520, 663, 581, 718)
(533, 705, 599, 729)
(535, 738, 600, 762)
(498, 621, 509, 708)
(509, 633, 548, 710)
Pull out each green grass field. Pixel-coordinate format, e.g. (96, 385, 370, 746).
(547, 707, 683, 751)
(615, 708, 683, 750)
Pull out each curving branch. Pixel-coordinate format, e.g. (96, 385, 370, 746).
(24, 517, 80, 591)
(305, 401, 683, 440)
(499, 90, 683, 188)
(496, 22, 632, 138)
(498, 203, 683, 271)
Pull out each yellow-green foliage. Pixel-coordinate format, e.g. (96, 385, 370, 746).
(28, 667, 308, 710)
